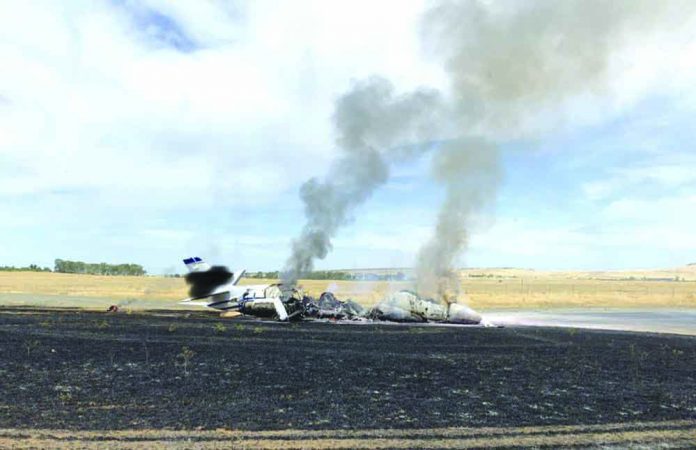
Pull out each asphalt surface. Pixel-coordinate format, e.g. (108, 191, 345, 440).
(1, 307, 695, 432)
(486, 308, 696, 336)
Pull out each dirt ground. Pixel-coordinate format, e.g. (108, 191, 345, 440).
(1, 307, 695, 447)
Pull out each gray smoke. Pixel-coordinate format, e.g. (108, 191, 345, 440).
(412, 0, 684, 298)
(284, 0, 689, 290)
(415, 139, 500, 299)
(283, 77, 445, 284)
(422, 0, 682, 134)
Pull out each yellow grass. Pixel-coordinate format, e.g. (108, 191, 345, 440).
(293, 278, 696, 309)
(1, 268, 695, 310)
(0, 272, 186, 300)
(1, 420, 694, 448)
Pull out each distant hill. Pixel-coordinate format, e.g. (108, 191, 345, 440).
(331, 265, 696, 282)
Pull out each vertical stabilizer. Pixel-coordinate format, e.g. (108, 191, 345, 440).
(183, 257, 211, 272)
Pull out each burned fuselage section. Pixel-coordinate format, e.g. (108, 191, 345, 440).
(253, 289, 482, 325)
(302, 292, 367, 320)
(368, 291, 482, 324)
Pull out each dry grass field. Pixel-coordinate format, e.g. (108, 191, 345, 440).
(3, 421, 695, 449)
(0, 271, 186, 300)
(1, 266, 695, 309)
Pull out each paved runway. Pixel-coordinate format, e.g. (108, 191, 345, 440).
(484, 308, 696, 336)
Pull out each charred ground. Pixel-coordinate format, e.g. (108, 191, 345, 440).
(0, 307, 695, 432)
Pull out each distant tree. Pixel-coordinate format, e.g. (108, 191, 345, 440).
(53, 259, 146, 276)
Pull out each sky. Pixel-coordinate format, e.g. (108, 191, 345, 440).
(1, 0, 696, 274)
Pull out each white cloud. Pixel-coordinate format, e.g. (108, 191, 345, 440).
(2, 1, 696, 271)
(0, 0, 438, 202)
(604, 195, 696, 223)
(582, 163, 696, 201)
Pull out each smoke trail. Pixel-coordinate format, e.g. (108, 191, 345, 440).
(412, 0, 684, 298)
(415, 139, 500, 299)
(283, 77, 444, 284)
(285, 0, 689, 289)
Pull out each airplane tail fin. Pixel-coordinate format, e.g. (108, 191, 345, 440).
(231, 269, 246, 285)
(183, 257, 211, 272)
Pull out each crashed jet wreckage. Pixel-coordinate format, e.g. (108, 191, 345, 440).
(180, 257, 482, 325)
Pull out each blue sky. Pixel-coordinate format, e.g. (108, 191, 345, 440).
(1, 1, 695, 274)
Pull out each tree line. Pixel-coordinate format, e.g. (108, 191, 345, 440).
(246, 270, 355, 280)
(246, 270, 408, 281)
(53, 259, 146, 276)
(0, 264, 52, 272)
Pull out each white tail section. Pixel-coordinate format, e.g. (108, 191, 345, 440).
(183, 257, 211, 272)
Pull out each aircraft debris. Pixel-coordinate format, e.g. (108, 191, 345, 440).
(302, 292, 367, 320)
(179, 257, 483, 325)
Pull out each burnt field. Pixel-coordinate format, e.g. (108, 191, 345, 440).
(1, 307, 695, 434)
